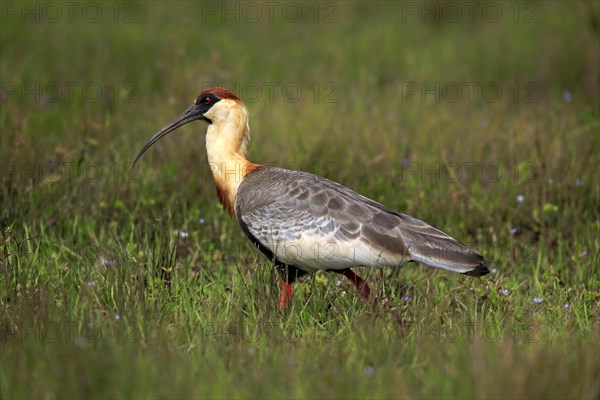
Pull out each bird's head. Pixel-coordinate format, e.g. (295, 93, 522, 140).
(131, 87, 248, 169)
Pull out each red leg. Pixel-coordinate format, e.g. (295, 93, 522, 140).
(343, 270, 371, 299)
(279, 281, 293, 309)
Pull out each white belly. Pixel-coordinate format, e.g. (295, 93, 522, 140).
(265, 233, 408, 273)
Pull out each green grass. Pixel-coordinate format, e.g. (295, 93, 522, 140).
(1, 1, 599, 398)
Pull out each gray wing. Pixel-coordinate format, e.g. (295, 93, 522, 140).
(236, 167, 487, 275)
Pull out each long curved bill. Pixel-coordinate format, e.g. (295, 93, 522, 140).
(130, 104, 204, 170)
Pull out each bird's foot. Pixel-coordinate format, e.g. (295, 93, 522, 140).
(342, 270, 371, 299)
(279, 281, 293, 309)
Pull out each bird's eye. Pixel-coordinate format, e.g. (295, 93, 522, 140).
(203, 97, 212, 105)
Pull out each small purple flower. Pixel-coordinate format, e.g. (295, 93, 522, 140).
(581, 250, 587, 257)
(563, 91, 573, 103)
(516, 194, 524, 203)
(100, 257, 115, 266)
(88, 281, 96, 287)
(509, 227, 518, 235)
(336, 280, 342, 286)
(115, 314, 121, 321)
(198, 217, 205, 224)
(177, 230, 189, 238)
(564, 303, 570, 309)
(501, 288, 509, 296)
(533, 297, 543, 304)
(403, 296, 411, 301)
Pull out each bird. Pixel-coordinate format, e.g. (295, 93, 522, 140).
(131, 87, 489, 309)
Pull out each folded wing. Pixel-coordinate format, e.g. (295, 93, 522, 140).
(235, 167, 488, 276)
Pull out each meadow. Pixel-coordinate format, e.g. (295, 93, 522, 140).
(1, 1, 599, 398)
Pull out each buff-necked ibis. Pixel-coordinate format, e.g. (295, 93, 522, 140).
(131, 87, 489, 309)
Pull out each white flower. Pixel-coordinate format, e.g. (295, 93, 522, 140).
(100, 257, 115, 265)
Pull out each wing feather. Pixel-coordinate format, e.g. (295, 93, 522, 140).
(236, 167, 488, 275)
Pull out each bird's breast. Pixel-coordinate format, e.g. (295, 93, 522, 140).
(212, 161, 261, 217)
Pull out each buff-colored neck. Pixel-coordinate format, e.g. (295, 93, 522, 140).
(205, 104, 259, 216)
